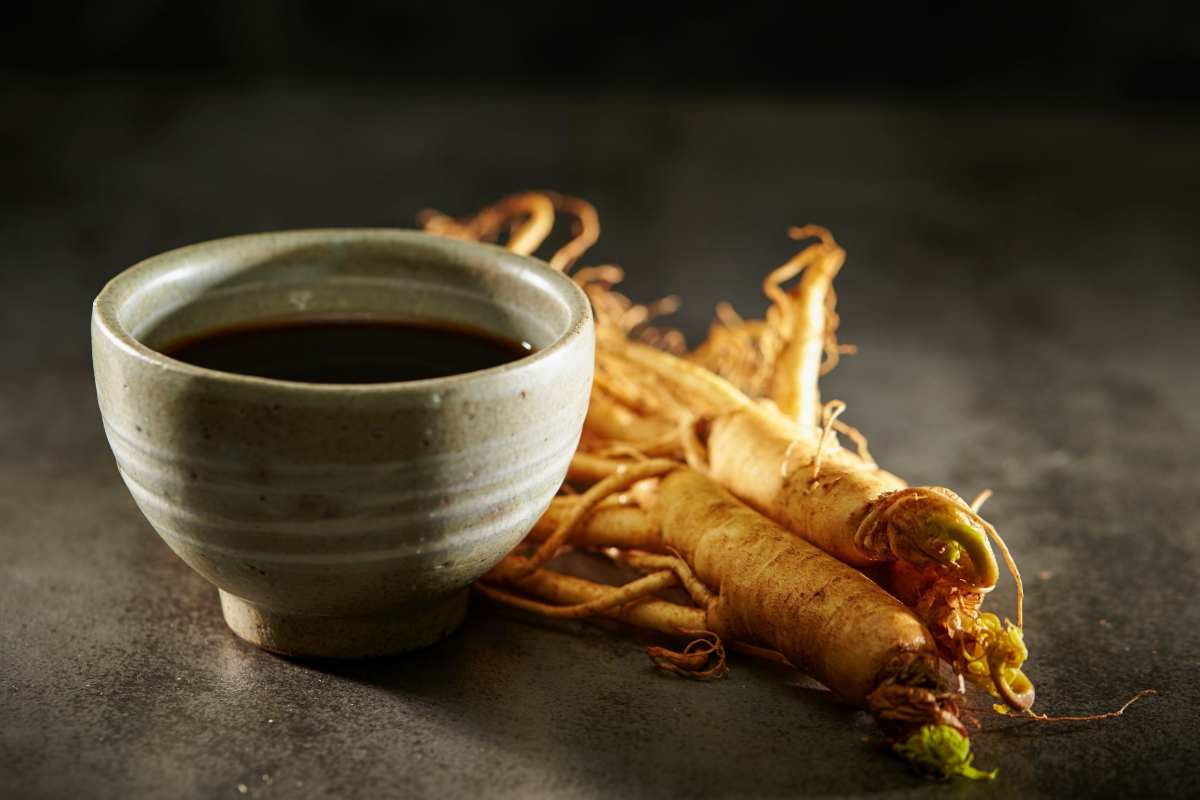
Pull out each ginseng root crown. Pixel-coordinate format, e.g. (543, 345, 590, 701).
(893, 725, 997, 781)
(866, 652, 995, 781)
(863, 488, 1001, 590)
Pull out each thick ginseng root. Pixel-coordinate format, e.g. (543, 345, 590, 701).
(685, 490, 995, 779)
(605, 344, 1003, 592)
(705, 404, 1001, 588)
(657, 470, 941, 710)
(490, 467, 992, 780)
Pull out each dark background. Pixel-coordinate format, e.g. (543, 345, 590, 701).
(6, 1, 1200, 107)
(3, 4, 1199, 798)
(5, 0, 1199, 329)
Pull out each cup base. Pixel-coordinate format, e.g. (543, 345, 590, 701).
(218, 589, 468, 658)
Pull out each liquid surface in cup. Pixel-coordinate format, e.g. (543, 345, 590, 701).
(161, 319, 533, 383)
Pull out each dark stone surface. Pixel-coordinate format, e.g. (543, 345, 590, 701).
(2, 82, 1198, 798)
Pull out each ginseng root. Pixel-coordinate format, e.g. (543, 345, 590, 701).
(483, 467, 992, 780)
(421, 194, 1031, 708)
(689, 226, 850, 426)
(607, 344, 1005, 590)
(419, 190, 600, 270)
(427, 193, 1155, 772)
(591, 343, 1032, 708)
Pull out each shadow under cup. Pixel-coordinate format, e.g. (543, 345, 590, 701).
(92, 230, 594, 657)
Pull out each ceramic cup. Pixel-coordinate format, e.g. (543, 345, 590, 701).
(92, 230, 594, 657)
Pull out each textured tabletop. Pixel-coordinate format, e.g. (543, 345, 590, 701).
(2, 84, 1198, 798)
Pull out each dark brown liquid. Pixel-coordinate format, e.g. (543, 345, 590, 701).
(161, 319, 532, 383)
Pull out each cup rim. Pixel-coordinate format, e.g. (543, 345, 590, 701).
(91, 228, 594, 394)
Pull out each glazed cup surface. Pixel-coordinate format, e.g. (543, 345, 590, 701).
(92, 230, 594, 656)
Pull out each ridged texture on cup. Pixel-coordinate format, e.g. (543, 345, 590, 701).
(92, 230, 593, 646)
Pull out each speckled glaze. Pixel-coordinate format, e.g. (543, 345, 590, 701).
(92, 230, 593, 657)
